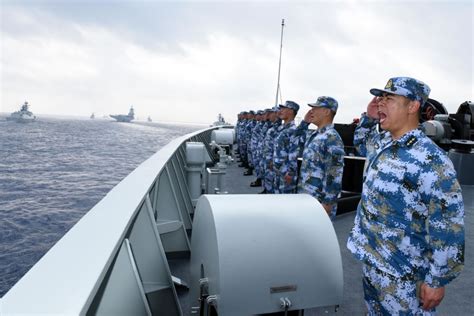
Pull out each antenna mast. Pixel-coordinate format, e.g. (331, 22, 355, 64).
(274, 19, 285, 107)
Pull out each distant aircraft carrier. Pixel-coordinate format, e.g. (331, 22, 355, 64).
(110, 106, 134, 122)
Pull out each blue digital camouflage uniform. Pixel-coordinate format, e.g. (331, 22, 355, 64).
(254, 117, 269, 179)
(273, 120, 299, 193)
(347, 113, 465, 315)
(273, 101, 300, 193)
(250, 118, 263, 175)
(235, 114, 245, 155)
(238, 114, 251, 164)
(297, 121, 345, 219)
(245, 118, 256, 168)
(258, 119, 272, 180)
(238, 121, 245, 158)
(263, 119, 281, 193)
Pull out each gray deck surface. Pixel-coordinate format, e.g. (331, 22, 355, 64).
(171, 156, 474, 315)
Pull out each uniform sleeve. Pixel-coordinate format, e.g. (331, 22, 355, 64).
(245, 125, 251, 144)
(354, 113, 378, 157)
(263, 129, 273, 162)
(286, 123, 307, 175)
(296, 121, 311, 161)
(420, 156, 465, 288)
(294, 121, 310, 152)
(320, 136, 345, 204)
(273, 130, 286, 171)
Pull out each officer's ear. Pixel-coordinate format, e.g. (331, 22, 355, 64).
(408, 100, 421, 115)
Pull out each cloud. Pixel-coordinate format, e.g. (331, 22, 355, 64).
(1, 1, 472, 124)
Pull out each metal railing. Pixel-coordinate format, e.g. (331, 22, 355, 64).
(1, 127, 217, 315)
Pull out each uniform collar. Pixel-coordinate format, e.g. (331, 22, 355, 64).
(317, 123, 334, 134)
(392, 128, 423, 148)
(283, 120, 295, 127)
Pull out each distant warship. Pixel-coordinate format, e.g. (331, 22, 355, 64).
(110, 106, 134, 122)
(210, 113, 230, 127)
(7, 101, 36, 122)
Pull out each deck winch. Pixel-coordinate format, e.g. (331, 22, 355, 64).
(190, 194, 343, 316)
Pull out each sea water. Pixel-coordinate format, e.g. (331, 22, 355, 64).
(0, 117, 200, 297)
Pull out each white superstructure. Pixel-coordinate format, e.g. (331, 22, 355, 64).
(7, 101, 36, 122)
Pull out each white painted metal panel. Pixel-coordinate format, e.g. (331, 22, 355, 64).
(190, 194, 343, 316)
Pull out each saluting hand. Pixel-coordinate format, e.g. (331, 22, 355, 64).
(420, 283, 445, 311)
(367, 97, 380, 120)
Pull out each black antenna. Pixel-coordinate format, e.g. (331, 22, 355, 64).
(275, 19, 285, 107)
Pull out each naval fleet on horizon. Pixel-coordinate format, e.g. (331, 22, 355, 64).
(4, 102, 157, 123)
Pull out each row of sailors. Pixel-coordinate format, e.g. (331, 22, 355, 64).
(235, 96, 343, 219)
(235, 76, 465, 315)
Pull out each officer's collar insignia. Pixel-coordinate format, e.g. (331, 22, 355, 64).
(405, 135, 417, 147)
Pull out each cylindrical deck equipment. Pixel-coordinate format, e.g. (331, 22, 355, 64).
(211, 128, 235, 145)
(186, 142, 206, 205)
(190, 194, 343, 315)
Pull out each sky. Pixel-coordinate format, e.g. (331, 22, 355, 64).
(1, 0, 473, 124)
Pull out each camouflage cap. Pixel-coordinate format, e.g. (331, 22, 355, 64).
(308, 96, 338, 112)
(256, 110, 264, 115)
(279, 100, 300, 112)
(248, 110, 256, 115)
(370, 77, 431, 107)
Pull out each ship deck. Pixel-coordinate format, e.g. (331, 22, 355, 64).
(171, 153, 474, 315)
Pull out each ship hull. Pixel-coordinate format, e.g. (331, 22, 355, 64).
(6, 115, 36, 122)
(110, 114, 133, 122)
(1, 126, 472, 315)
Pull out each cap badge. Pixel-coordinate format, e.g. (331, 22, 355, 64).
(385, 79, 393, 90)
